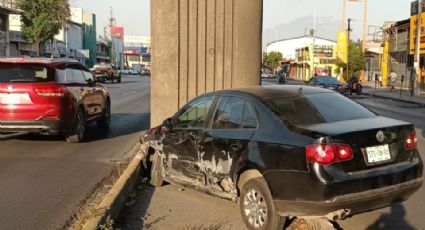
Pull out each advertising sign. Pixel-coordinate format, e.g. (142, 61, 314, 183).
(410, 14, 425, 54)
(337, 31, 348, 64)
(110, 27, 124, 39)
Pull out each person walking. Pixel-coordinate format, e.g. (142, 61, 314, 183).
(390, 71, 397, 91)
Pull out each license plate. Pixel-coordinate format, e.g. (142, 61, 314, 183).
(2, 94, 21, 104)
(366, 145, 391, 163)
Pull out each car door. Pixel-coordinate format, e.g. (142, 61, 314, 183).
(162, 96, 216, 183)
(201, 96, 258, 190)
(65, 65, 95, 117)
(82, 70, 104, 115)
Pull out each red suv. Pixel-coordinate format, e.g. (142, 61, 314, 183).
(0, 58, 111, 143)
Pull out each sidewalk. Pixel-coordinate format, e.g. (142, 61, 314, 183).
(362, 81, 425, 106)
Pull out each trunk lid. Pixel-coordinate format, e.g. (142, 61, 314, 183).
(298, 116, 415, 172)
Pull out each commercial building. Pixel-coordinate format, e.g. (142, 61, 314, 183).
(293, 44, 338, 80)
(266, 35, 336, 60)
(96, 38, 110, 63)
(381, 19, 412, 88)
(123, 35, 151, 70)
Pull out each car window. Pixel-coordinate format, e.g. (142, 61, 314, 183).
(0, 63, 55, 83)
(83, 71, 94, 81)
(242, 102, 258, 129)
(212, 97, 244, 129)
(317, 77, 339, 85)
(174, 96, 215, 129)
(65, 68, 86, 83)
(266, 93, 375, 125)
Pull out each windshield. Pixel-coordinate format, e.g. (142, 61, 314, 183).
(0, 63, 56, 83)
(316, 77, 340, 85)
(265, 93, 375, 125)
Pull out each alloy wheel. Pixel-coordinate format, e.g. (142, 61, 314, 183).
(243, 188, 268, 228)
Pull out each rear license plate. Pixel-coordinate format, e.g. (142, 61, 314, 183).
(366, 145, 391, 163)
(2, 94, 21, 104)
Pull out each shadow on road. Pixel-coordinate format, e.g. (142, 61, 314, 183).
(366, 203, 414, 230)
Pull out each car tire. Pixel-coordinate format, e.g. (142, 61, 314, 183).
(66, 108, 86, 144)
(240, 177, 286, 230)
(149, 152, 164, 187)
(117, 75, 122, 83)
(97, 99, 111, 129)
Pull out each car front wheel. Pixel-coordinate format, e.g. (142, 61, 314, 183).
(66, 109, 86, 143)
(97, 100, 111, 129)
(240, 177, 286, 230)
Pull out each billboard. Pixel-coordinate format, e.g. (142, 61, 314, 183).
(337, 31, 348, 64)
(110, 27, 124, 39)
(410, 14, 425, 54)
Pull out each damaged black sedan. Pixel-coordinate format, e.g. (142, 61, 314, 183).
(144, 85, 423, 230)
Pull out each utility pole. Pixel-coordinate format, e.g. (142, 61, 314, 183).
(312, 9, 317, 77)
(361, 0, 368, 81)
(347, 18, 352, 80)
(342, 0, 347, 31)
(413, 0, 422, 96)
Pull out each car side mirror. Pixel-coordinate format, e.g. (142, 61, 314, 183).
(163, 117, 175, 129)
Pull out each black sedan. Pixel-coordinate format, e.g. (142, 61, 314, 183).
(307, 76, 344, 93)
(144, 85, 423, 230)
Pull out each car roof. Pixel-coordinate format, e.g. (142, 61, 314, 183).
(216, 85, 333, 99)
(0, 58, 80, 65)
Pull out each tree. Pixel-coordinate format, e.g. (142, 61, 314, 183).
(263, 51, 283, 70)
(19, 0, 71, 56)
(336, 41, 366, 81)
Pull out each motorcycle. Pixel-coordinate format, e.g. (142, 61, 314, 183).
(343, 81, 363, 96)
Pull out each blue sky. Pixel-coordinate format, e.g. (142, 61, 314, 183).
(71, 0, 411, 39)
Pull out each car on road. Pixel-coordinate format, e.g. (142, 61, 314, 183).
(144, 85, 423, 230)
(140, 68, 151, 76)
(0, 58, 111, 143)
(121, 69, 139, 75)
(306, 76, 344, 93)
(91, 63, 121, 83)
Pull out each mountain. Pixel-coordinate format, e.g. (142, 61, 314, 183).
(263, 15, 342, 50)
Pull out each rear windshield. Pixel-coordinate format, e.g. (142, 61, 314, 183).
(316, 77, 340, 85)
(265, 93, 375, 125)
(0, 63, 56, 83)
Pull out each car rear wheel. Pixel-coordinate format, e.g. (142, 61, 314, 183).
(97, 100, 111, 129)
(240, 177, 286, 230)
(66, 109, 86, 143)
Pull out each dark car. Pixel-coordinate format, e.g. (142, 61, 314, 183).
(91, 63, 121, 83)
(307, 76, 344, 93)
(0, 58, 111, 143)
(143, 85, 423, 230)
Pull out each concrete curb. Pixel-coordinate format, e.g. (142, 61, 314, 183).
(82, 140, 145, 230)
(362, 92, 425, 107)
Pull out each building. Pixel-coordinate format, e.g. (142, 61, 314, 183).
(293, 44, 338, 80)
(123, 35, 151, 70)
(266, 35, 337, 60)
(0, 6, 18, 57)
(96, 38, 110, 63)
(381, 19, 413, 88)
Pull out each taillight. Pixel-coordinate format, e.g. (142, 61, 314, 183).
(306, 143, 353, 165)
(34, 86, 67, 97)
(406, 131, 417, 150)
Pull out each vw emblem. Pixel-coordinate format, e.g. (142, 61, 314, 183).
(376, 131, 385, 143)
(7, 86, 14, 91)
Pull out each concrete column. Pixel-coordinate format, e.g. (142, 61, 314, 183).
(151, 0, 263, 127)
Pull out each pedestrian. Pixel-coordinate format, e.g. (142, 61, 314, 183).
(375, 73, 380, 89)
(390, 70, 397, 91)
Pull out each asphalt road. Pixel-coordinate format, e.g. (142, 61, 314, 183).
(117, 85, 425, 230)
(0, 75, 151, 229)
